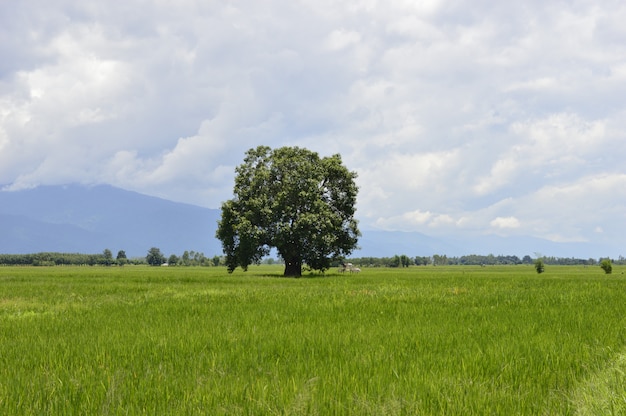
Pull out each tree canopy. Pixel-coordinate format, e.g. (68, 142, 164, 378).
(146, 247, 166, 266)
(216, 146, 360, 276)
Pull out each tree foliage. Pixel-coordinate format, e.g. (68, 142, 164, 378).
(116, 250, 127, 266)
(216, 146, 360, 276)
(534, 259, 545, 274)
(102, 249, 113, 266)
(146, 247, 166, 266)
(600, 258, 613, 274)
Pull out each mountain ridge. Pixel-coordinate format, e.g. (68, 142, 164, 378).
(0, 184, 615, 259)
(0, 184, 221, 257)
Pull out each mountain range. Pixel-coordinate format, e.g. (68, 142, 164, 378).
(0, 184, 615, 259)
(0, 184, 220, 258)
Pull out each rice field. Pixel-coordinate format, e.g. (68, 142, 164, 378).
(1, 265, 625, 415)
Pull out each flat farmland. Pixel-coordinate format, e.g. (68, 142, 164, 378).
(1, 265, 625, 415)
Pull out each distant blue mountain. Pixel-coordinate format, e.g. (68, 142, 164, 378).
(0, 184, 222, 257)
(352, 230, 612, 259)
(352, 230, 460, 258)
(0, 184, 614, 259)
(0, 213, 111, 254)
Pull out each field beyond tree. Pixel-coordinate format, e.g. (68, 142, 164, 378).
(1, 265, 625, 414)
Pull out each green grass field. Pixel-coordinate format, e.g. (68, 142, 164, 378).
(1, 265, 625, 415)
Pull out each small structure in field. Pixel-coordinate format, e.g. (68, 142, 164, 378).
(339, 262, 360, 273)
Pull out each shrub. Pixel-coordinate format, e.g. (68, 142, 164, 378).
(534, 259, 545, 274)
(600, 258, 613, 274)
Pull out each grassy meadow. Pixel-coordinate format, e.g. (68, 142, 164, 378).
(1, 264, 625, 415)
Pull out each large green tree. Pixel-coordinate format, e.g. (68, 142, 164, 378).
(216, 146, 360, 277)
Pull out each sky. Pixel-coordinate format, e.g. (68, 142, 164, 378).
(1, 0, 626, 251)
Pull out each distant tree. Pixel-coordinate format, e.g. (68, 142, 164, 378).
(433, 254, 448, 266)
(102, 249, 114, 266)
(193, 252, 207, 266)
(522, 255, 533, 264)
(534, 259, 545, 274)
(414, 256, 430, 266)
(116, 250, 127, 266)
(168, 254, 179, 266)
(146, 247, 166, 266)
(182, 251, 190, 266)
(211, 255, 221, 267)
(600, 258, 613, 274)
(216, 146, 360, 277)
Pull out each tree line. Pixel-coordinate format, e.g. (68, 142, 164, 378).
(345, 254, 625, 267)
(0, 251, 132, 266)
(144, 247, 224, 267)
(0, 249, 622, 268)
(0, 249, 225, 267)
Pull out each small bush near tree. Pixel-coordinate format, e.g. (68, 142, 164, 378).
(534, 259, 545, 274)
(600, 258, 613, 274)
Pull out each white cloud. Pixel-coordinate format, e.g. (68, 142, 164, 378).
(1, 0, 626, 251)
(473, 113, 608, 196)
(490, 216, 521, 229)
(374, 209, 458, 231)
(325, 29, 361, 51)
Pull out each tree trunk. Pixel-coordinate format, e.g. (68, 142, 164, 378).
(283, 258, 302, 277)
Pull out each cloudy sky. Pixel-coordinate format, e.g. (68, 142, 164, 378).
(2, 0, 626, 249)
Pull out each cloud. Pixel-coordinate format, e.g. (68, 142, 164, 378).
(473, 113, 608, 196)
(374, 209, 457, 231)
(1, 0, 626, 251)
(490, 216, 521, 229)
(325, 29, 362, 51)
